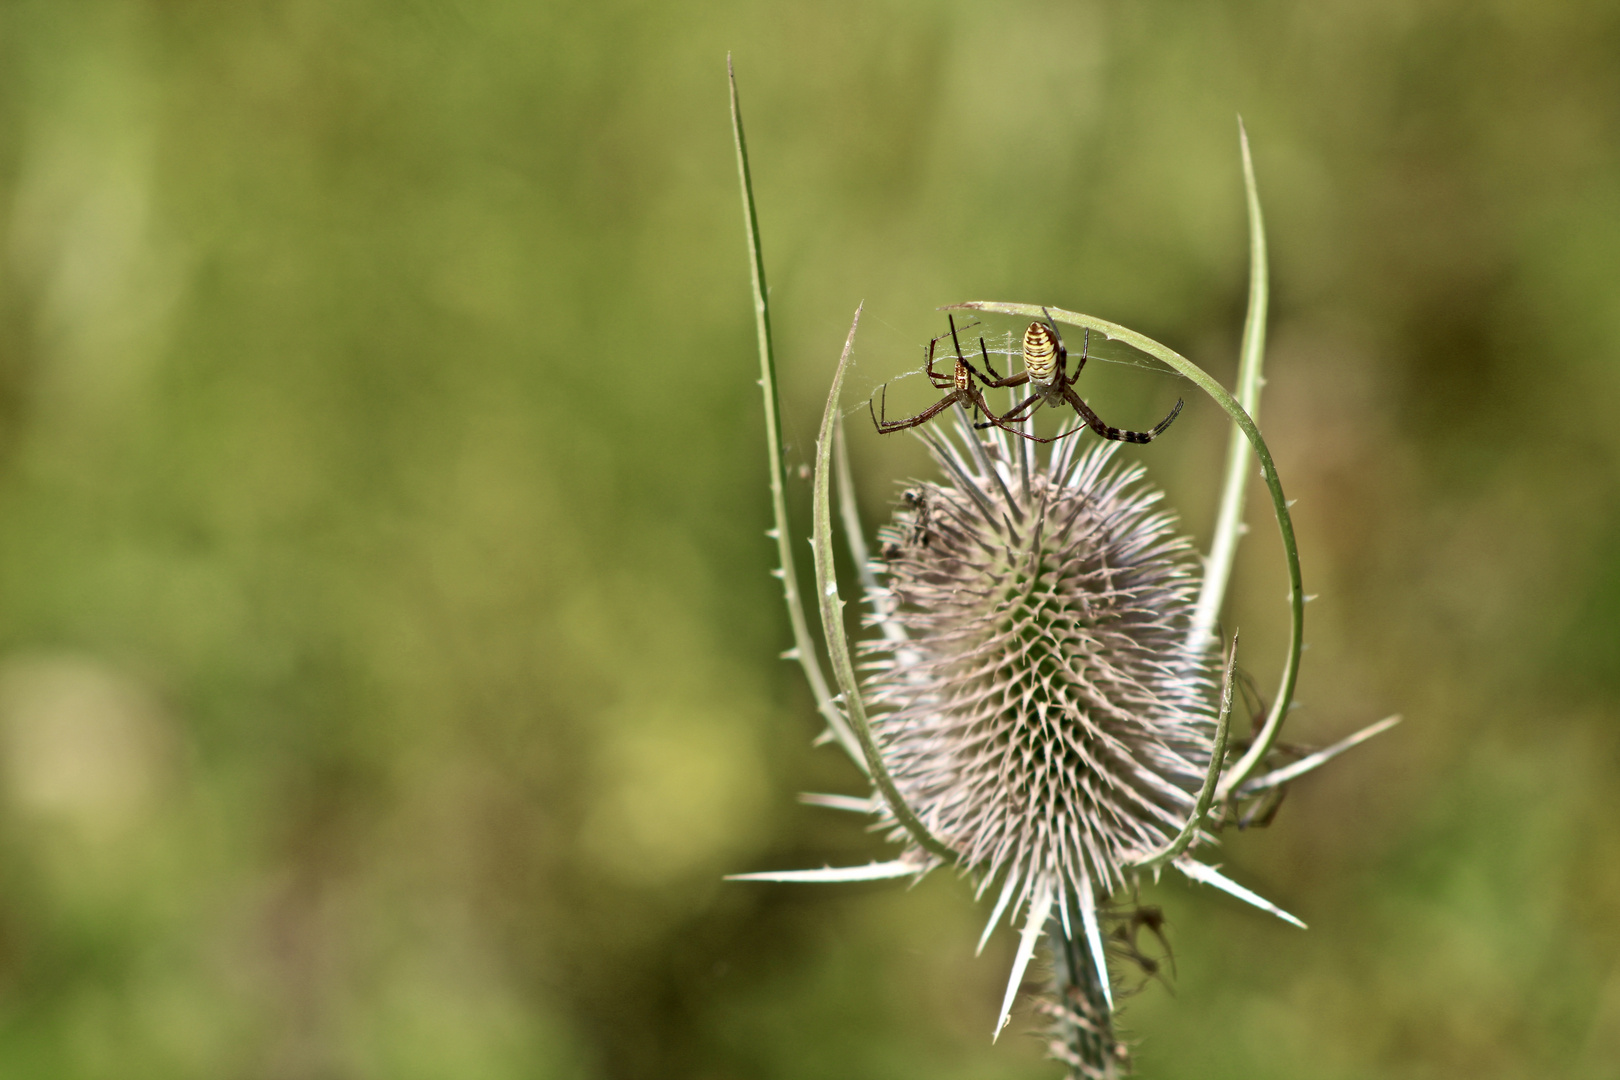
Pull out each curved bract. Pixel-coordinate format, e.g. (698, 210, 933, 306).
(810, 308, 956, 862)
(947, 298, 1303, 799)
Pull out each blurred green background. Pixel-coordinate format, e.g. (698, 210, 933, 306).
(0, 1, 1617, 1077)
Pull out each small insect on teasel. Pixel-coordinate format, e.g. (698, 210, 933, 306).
(971, 307, 1186, 445)
(899, 488, 932, 547)
(870, 316, 1042, 439)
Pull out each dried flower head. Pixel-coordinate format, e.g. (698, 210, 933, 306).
(864, 415, 1245, 1065)
(867, 420, 1214, 924)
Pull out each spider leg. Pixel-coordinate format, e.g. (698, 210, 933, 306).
(941, 317, 1025, 422)
(926, 318, 980, 381)
(1148, 398, 1185, 436)
(977, 336, 1004, 382)
(1040, 306, 1069, 379)
(922, 330, 955, 389)
(972, 391, 1084, 444)
(928, 317, 980, 348)
(930, 315, 1025, 390)
(1070, 327, 1091, 379)
(982, 391, 1045, 426)
(873, 389, 968, 433)
(964, 389, 1041, 441)
(1120, 906, 1176, 984)
(870, 382, 942, 431)
(977, 419, 1084, 445)
(1060, 387, 1184, 444)
(868, 385, 888, 431)
(1131, 907, 1175, 977)
(1239, 783, 1288, 829)
(966, 334, 1029, 389)
(944, 316, 982, 385)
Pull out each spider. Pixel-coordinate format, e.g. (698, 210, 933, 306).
(969, 307, 1185, 445)
(869, 316, 1038, 438)
(1110, 904, 1176, 986)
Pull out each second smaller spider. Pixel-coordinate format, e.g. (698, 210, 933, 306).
(869, 316, 1031, 438)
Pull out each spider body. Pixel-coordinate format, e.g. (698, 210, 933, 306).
(972, 308, 1185, 446)
(1021, 319, 1064, 386)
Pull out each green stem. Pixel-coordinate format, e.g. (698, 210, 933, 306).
(1046, 895, 1128, 1079)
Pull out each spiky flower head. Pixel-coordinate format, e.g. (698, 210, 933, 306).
(865, 417, 1215, 916)
(856, 413, 1237, 1068)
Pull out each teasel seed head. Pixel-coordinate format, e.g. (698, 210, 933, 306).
(867, 414, 1216, 896)
(862, 413, 1219, 1061)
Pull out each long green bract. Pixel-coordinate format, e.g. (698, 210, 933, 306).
(729, 57, 865, 770)
(1189, 120, 1269, 655)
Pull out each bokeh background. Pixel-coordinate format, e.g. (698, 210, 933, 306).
(0, 1, 1617, 1077)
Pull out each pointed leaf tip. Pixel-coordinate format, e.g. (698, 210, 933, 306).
(977, 872, 1020, 956)
(994, 881, 1053, 1040)
(727, 860, 920, 884)
(1176, 859, 1306, 928)
(1078, 871, 1113, 1012)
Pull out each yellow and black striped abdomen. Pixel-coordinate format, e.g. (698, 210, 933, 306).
(1022, 321, 1061, 385)
(951, 357, 972, 392)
